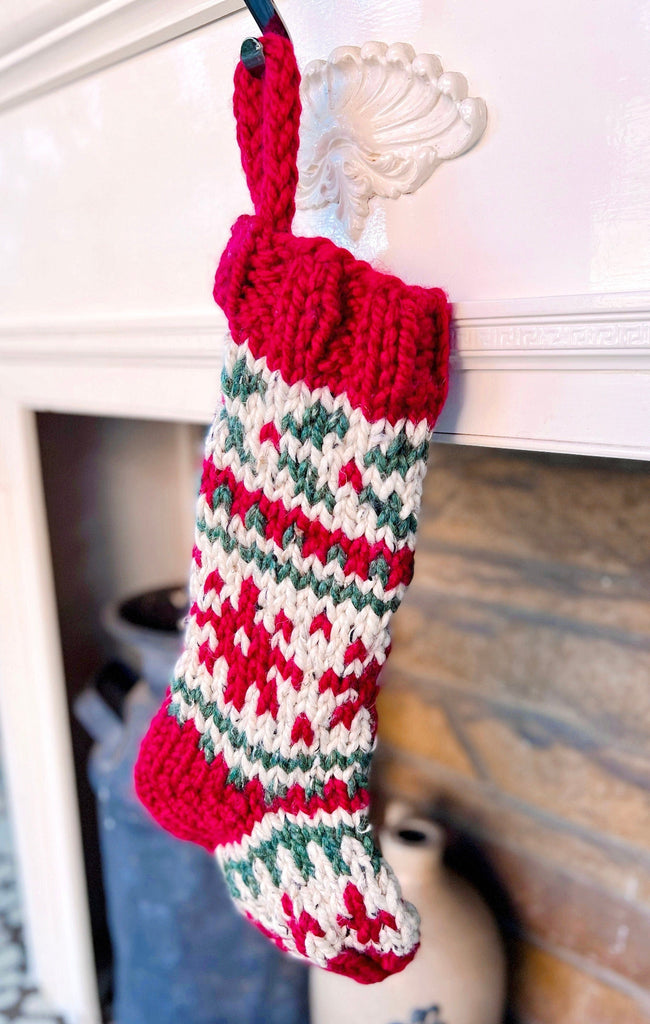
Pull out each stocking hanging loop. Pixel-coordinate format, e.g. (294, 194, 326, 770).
(233, 33, 301, 232)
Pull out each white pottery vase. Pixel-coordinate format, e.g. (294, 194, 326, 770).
(310, 814, 506, 1024)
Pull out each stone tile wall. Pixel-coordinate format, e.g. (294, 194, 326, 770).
(377, 445, 650, 1023)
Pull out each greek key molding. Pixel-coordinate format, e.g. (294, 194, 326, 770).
(0, 295, 648, 371)
(454, 314, 650, 354)
(1, 294, 648, 456)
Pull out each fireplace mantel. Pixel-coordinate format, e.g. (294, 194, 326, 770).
(1, 295, 648, 1024)
(1, 2, 649, 1021)
(2, 291, 649, 456)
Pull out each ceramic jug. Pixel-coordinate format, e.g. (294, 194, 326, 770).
(310, 813, 506, 1024)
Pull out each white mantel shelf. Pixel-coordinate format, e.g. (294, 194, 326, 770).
(1, 292, 649, 459)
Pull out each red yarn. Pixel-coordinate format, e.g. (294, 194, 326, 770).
(214, 34, 451, 429)
(135, 31, 450, 985)
(325, 944, 419, 984)
(135, 697, 370, 850)
(245, 901, 418, 985)
(200, 459, 415, 590)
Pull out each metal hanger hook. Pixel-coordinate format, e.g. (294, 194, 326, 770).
(241, 0, 289, 75)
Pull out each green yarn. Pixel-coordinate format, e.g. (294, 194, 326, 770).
(210, 427, 420, 542)
(224, 353, 427, 476)
(196, 517, 403, 617)
(221, 355, 268, 403)
(363, 433, 429, 479)
(222, 818, 381, 892)
(280, 402, 350, 450)
(169, 684, 374, 780)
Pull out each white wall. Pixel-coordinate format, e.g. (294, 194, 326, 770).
(0, 0, 648, 322)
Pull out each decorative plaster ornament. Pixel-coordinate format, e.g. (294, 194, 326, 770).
(297, 41, 487, 239)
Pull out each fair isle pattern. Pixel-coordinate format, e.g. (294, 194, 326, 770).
(165, 335, 428, 976)
(171, 339, 430, 758)
(134, 31, 451, 987)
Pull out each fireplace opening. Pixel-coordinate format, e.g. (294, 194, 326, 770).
(37, 412, 204, 1019)
(34, 416, 650, 1023)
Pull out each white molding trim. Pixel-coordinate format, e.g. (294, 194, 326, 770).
(0, 0, 245, 114)
(0, 401, 100, 1023)
(0, 292, 648, 368)
(453, 291, 650, 362)
(0, 293, 648, 458)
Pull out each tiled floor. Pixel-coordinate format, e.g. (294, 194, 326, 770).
(0, 770, 65, 1024)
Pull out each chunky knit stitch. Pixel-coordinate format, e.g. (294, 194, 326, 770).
(134, 32, 450, 984)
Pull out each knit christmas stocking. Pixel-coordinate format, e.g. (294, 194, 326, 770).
(135, 33, 450, 984)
